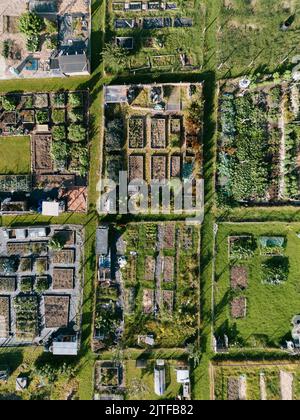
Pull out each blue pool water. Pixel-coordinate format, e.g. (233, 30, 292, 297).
(25, 59, 39, 71)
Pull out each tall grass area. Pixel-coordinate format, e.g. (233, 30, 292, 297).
(217, 0, 300, 77)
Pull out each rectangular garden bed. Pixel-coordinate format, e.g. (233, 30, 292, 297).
(151, 118, 167, 148)
(0, 296, 10, 338)
(151, 155, 167, 180)
(52, 268, 75, 290)
(44, 295, 70, 329)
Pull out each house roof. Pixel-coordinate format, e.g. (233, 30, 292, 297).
(96, 227, 109, 255)
(58, 54, 89, 74)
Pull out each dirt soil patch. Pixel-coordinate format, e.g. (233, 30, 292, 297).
(52, 249, 75, 264)
(52, 268, 74, 289)
(230, 266, 248, 289)
(44, 295, 70, 328)
(163, 223, 175, 248)
(162, 290, 174, 313)
(0, 296, 10, 338)
(152, 155, 167, 180)
(32, 134, 53, 172)
(129, 154, 144, 181)
(231, 296, 247, 318)
(0, 277, 16, 292)
(151, 118, 167, 148)
(163, 256, 174, 282)
(144, 256, 155, 281)
(171, 155, 181, 177)
(143, 289, 154, 314)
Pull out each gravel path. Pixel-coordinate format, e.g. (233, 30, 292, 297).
(280, 371, 293, 400)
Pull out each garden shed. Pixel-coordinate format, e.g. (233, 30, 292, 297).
(42, 201, 60, 217)
(50, 334, 78, 356)
(96, 227, 109, 256)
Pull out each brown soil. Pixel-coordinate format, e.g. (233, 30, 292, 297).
(52, 268, 74, 289)
(44, 295, 70, 328)
(230, 266, 248, 289)
(231, 297, 247, 319)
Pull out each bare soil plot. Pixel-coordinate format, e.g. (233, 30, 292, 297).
(152, 155, 167, 180)
(230, 266, 248, 289)
(171, 155, 181, 177)
(142, 289, 154, 314)
(129, 154, 144, 181)
(52, 249, 75, 264)
(32, 134, 53, 172)
(44, 295, 70, 328)
(60, 187, 87, 213)
(151, 118, 167, 148)
(231, 296, 246, 319)
(52, 268, 74, 290)
(0, 296, 10, 338)
(0, 277, 16, 292)
(129, 117, 145, 149)
(163, 256, 174, 283)
(163, 223, 175, 249)
(162, 290, 174, 313)
(144, 256, 155, 281)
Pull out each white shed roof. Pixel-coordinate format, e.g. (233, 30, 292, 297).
(42, 201, 60, 216)
(176, 369, 190, 384)
(28, 227, 47, 238)
(52, 341, 78, 356)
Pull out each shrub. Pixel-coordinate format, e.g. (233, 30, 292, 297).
(68, 93, 83, 108)
(26, 35, 39, 52)
(52, 125, 66, 141)
(44, 18, 57, 34)
(2, 40, 12, 59)
(2, 96, 17, 111)
(48, 236, 65, 251)
(51, 140, 68, 169)
(20, 277, 33, 292)
(52, 92, 65, 107)
(52, 109, 65, 124)
(68, 124, 86, 142)
(68, 109, 84, 123)
(35, 276, 50, 293)
(36, 110, 49, 124)
(18, 12, 44, 36)
(262, 257, 289, 285)
(102, 43, 129, 73)
(230, 237, 256, 259)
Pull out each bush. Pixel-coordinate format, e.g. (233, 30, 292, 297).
(262, 257, 289, 285)
(2, 96, 17, 111)
(18, 12, 44, 36)
(2, 40, 12, 59)
(52, 109, 65, 124)
(52, 92, 65, 107)
(26, 35, 39, 52)
(20, 277, 33, 292)
(52, 125, 66, 141)
(51, 140, 68, 169)
(35, 276, 50, 293)
(36, 110, 49, 124)
(68, 93, 82, 108)
(68, 124, 86, 142)
(68, 109, 84, 123)
(102, 43, 129, 73)
(44, 18, 57, 34)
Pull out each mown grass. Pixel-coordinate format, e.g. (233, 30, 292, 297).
(0, 136, 31, 174)
(214, 222, 300, 349)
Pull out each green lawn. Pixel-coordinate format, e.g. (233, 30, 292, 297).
(0, 136, 31, 174)
(215, 222, 300, 349)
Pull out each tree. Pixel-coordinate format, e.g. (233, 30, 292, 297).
(18, 12, 44, 36)
(68, 124, 86, 142)
(186, 343, 201, 368)
(102, 43, 129, 73)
